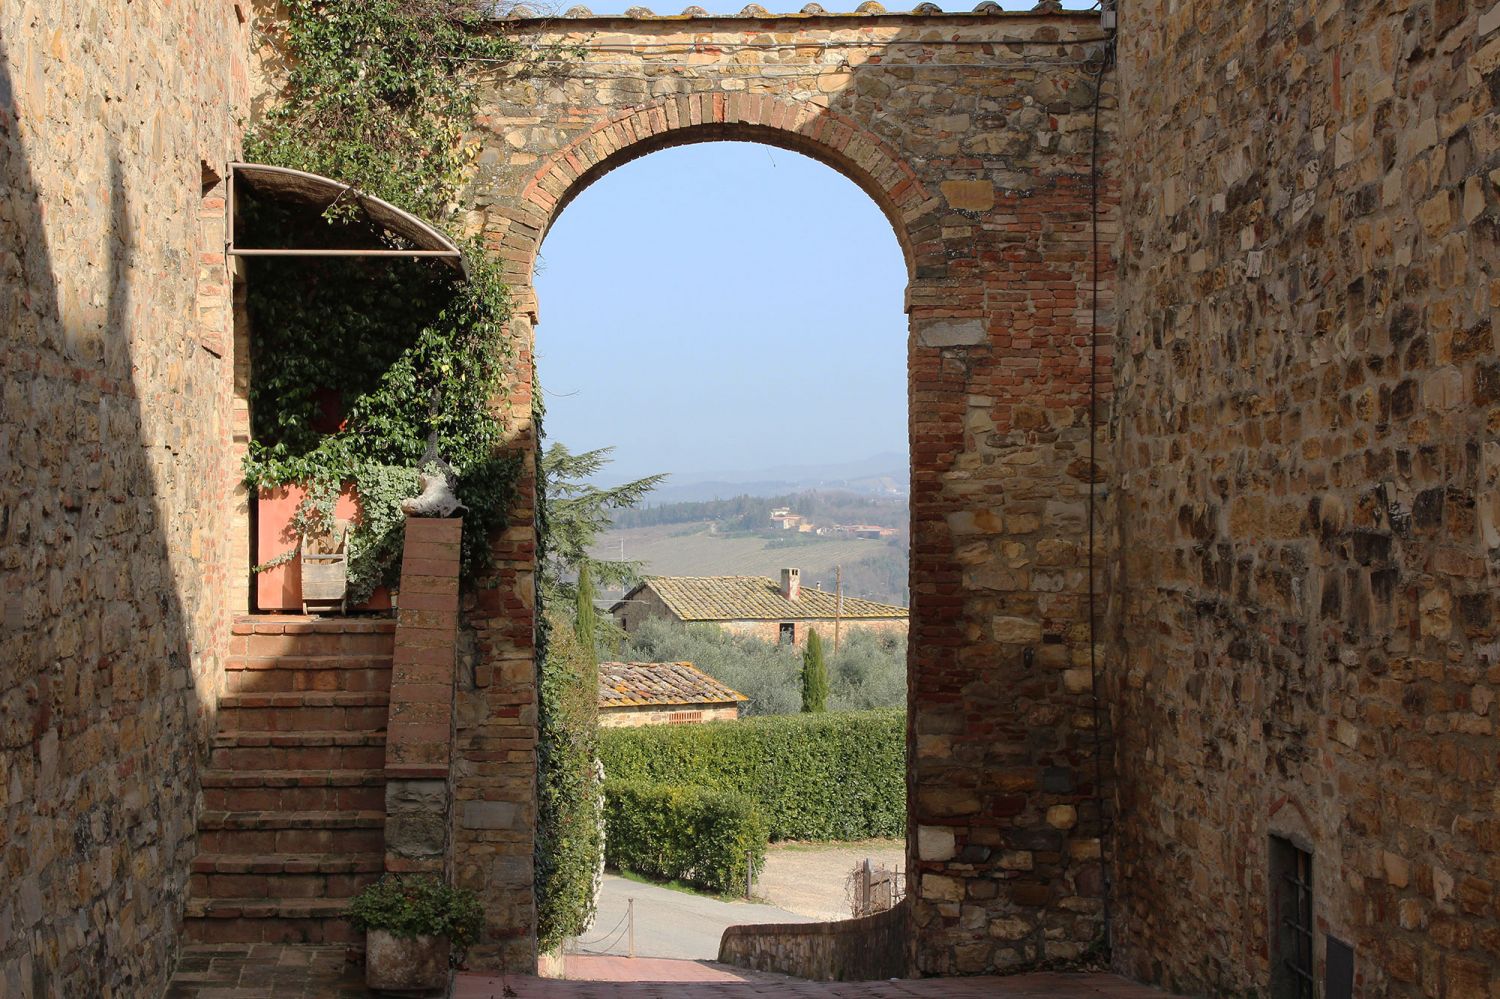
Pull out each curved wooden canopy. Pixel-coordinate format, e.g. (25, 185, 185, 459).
(228, 163, 466, 274)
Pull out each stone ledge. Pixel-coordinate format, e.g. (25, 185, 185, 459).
(505, 2, 1094, 21)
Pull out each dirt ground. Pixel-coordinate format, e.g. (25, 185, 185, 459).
(754, 839, 905, 921)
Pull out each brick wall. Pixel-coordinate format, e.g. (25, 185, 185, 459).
(467, 8, 1118, 972)
(1112, 1, 1500, 994)
(0, 2, 250, 995)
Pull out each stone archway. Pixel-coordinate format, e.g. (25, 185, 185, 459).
(452, 6, 1118, 975)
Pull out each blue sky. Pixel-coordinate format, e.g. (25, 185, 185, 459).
(531, 0, 1098, 487)
(534, 143, 909, 486)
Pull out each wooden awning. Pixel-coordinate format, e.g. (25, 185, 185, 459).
(228, 163, 466, 274)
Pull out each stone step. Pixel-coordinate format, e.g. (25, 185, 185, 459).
(181, 897, 360, 945)
(196, 810, 385, 856)
(210, 730, 387, 771)
(190, 853, 383, 900)
(201, 768, 386, 812)
(214, 691, 391, 734)
(224, 654, 393, 695)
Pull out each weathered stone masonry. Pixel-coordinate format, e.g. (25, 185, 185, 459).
(1112, 0, 1500, 994)
(11, 1, 1500, 995)
(0, 1, 251, 995)
(461, 8, 1118, 972)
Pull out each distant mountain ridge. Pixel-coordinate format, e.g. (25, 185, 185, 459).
(636, 451, 908, 504)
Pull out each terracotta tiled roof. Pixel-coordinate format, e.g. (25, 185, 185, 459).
(618, 575, 909, 622)
(598, 661, 748, 708)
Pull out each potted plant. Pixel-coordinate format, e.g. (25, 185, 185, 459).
(347, 875, 484, 994)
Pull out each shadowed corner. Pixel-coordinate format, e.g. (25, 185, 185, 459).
(0, 33, 203, 997)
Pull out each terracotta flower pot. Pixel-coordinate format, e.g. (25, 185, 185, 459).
(365, 929, 450, 994)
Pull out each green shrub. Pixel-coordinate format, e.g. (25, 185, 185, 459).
(600, 709, 904, 841)
(346, 875, 484, 950)
(603, 780, 768, 894)
(535, 611, 604, 951)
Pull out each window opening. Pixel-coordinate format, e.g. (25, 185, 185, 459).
(1270, 835, 1314, 999)
(779, 622, 795, 645)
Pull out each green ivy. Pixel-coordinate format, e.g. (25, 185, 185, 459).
(247, 0, 520, 225)
(534, 610, 604, 951)
(240, 0, 530, 595)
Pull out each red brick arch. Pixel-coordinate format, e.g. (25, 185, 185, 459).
(504, 93, 932, 303)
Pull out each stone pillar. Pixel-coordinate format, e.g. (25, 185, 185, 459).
(384, 516, 463, 874)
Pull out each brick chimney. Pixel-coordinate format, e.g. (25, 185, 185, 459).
(780, 567, 801, 602)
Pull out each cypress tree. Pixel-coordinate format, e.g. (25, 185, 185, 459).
(574, 562, 598, 662)
(801, 629, 828, 713)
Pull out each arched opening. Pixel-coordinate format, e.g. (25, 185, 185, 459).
(532, 136, 914, 972)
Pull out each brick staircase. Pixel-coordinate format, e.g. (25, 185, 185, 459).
(184, 616, 396, 944)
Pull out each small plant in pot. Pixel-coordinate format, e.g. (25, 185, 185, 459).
(347, 875, 484, 994)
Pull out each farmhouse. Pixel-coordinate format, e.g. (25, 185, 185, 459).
(597, 661, 747, 728)
(611, 568, 908, 647)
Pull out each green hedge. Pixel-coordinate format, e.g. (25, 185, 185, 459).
(599, 708, 904, 841)
(603, 780, 768, 894)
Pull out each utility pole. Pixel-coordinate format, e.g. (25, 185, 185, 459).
(834, 564, 843, 654)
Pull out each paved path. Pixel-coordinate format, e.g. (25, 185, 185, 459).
(168, 944, 1178, 999)
(454, 969, 1176, 998)
(561, 955, 807, 983)
(572, 874, 815, 961)
(757, 840, 905, 920)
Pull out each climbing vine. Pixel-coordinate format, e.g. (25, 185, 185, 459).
(248, 0, 520, 224)
(241, 0, 529, 597)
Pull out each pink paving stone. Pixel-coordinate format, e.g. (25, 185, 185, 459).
(452, 965, 1177, 999)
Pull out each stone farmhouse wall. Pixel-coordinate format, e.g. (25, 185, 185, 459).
(598, 703, 740, 728)
(466, 8, 1118, 973)
(717, 616, 909, 647)
(0, 2, 251, 996)
(614, 580, 906, 645)
(1111, 1, 1500, 994)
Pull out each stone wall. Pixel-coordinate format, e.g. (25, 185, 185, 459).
(718, 897, 911, 981)
(466, 7, 1118, 972)
(717, 617, 909, 647)
(598, 704, 741, 728)
(0, 2, 250, 995)
(1112, 1, 1500, 994)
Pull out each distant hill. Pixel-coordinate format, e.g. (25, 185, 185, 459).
(643, 451, 907, 503)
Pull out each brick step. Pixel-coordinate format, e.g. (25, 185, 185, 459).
(182, 897, 360, 945)
(191, 853, 384, 900)
(214, 692, 391, 734)
(210, 730, 387, 771)
(225, 655, 393, 695)
(201, 768, 386, 812)
(196, 810, 385, 855)
(233, 615, 395, 632)
(240, 632, 396, 657)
